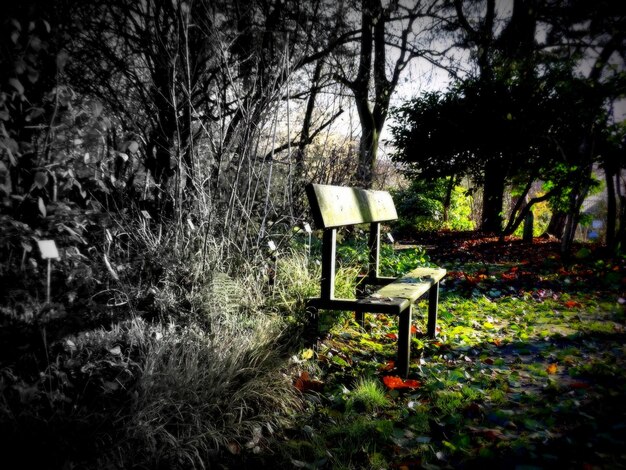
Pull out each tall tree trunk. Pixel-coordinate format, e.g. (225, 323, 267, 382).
(547, 211, 567, 238)
(295, 60, 323, 182)
(605, 163, 617, 250)
(355, 116, 379, 188)
(561, 162, 594, 253)
(481, 161, 505, 232)
(616, 168, 626, 249)
(336, 0, 420, 189)
(443, 175, 456, 224)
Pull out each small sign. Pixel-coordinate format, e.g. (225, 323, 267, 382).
(268, 240, 277, 251)
(592, 219, 603, 229)
(141, 210, 151, 220)
(303, 223, 312, 234)
(187, 218, 196, 230)
(386, 233, 395, 243)
(38, 240, 60, 260)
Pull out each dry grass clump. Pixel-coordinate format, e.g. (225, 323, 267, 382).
(125, 310, 298, 469)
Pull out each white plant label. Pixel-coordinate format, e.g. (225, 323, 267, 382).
(38, 240, 60, 260)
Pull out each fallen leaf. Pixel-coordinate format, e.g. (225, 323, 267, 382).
(382, 376, 421, 390)
(386, 332, 398, 340)
(294, 371, 324, 393)
(564, 300, 581, 309)
(468, 426, 510, 441)
(380, 360, 395, 371)
(546, 363, 558, 374)
(570, 381, 591, 389)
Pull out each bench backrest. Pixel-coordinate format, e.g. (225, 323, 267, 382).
(306, 184, 397, 229)
(306, 183, 397, 300)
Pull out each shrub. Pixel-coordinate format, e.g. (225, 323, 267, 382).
(392, 178, 475, 233)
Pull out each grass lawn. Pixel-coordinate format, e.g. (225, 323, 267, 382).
(275, 233, 626, 469)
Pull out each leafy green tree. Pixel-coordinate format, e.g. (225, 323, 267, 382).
(392, 0, 625, 243)
(390, 65, 605, 231)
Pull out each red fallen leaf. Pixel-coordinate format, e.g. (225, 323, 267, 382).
(570, 381, 591, 389)
(546, 363, 558, 374)
(380, 360, 395, 371)
(492, 339, 502, 347)
(382, 376, 421, 390)
(410, 325, 419, 334)
(564, 300, 581, 309)
(394, 460, 421, 470)
(294, 371, 324, 392)
(386, 332, 398, 340)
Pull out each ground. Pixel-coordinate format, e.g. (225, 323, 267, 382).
(277, 231, 626, 469)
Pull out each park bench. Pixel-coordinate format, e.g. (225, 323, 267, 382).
(305, 183, 446, 377)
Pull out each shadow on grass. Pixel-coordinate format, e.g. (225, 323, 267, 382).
(407, 325, 626, 469)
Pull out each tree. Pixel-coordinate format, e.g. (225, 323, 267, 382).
(332, 0, 441, 189)
(393, 0, 625, 242)
(390, 65, 607, 234)
(540, 0, 626, 251)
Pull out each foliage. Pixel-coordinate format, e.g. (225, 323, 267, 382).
(392, 179, 475, 233)
(391, 69, 614, 235)
(334, 230, 431, 277)
(0, 201, 308, 468)
(512, 198, 551, 238)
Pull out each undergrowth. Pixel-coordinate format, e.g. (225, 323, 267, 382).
(0, 208, 302, 469)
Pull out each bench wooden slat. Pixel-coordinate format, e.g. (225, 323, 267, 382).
(306, 183, 398, 229)
(376, 267, 446, 304)
(307, 297, 410, 315)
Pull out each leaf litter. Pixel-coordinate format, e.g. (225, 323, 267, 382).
(283, 233, 626, 469)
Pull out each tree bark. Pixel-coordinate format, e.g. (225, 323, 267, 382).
(443, 175, 456, 224)
(547, 211, 567, 239)
(604, 157, 617, 250)
(481, 160, 505, 232)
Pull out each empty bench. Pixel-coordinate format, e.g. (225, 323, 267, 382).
(305, 183, 446, 377)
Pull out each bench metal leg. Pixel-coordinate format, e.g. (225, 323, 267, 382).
(355, 311, 365, 327)
(427, 281, 439, 338)
(397, 305, 412, 377)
